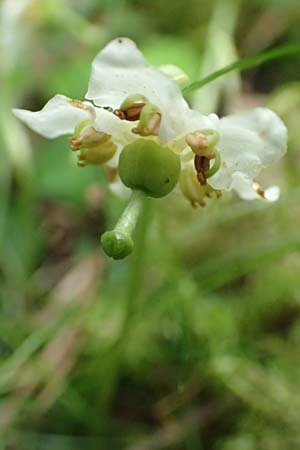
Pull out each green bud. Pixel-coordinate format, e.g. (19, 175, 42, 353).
(159, 64, 190, 88)
(118, 139, 181, 198)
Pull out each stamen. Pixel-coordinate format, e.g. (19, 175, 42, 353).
(69, 121, 117, 166)
(204, 150, 221, 179)
(253, 183, 266, 199)
(69, 99, 96, 120)
(194, 155, 209, 185)
(194, 150, 221, 186)
(114, 94, 148, 122)
(132, 102, 161, 136)
(253, 182, 279, 201)
(77, 154, 86, 167)
(69, 137, 82, 151)
(114, 109, 126, 120)
(186, 132, 209, 153)
(103, 165, 118, 182)
(180, 167, 222, 208)
(185, 129, 220, 156)
(114, 103, 146, 121)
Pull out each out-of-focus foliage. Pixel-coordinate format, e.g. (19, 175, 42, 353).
(1, 0, 300, 449)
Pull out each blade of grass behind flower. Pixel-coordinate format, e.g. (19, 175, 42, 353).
(183, 42, 300, 95)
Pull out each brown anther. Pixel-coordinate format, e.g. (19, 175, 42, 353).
(206, 153, 215, 160)
(216, 190, 222, 199)
(194, 154, 210, 185)
(124, 103, 145, 122)
(190, 199, 206, 207)
(114, 103, 146, 122)
(69, 137, 82, 151)
(125, 103, 146, 121)
(186, 132, 208, 153)
(197, 172, 207, 186)
(149, 112, 161, 134)
(103, 165, 118, 182)
(69, 99, 96, 120)
(202, 157, 210, 172)
(114, 109, 126, 120)
(255, 185, 266, 199)
(77, 153, 86, 167)
(69, 99, 86, 110)
(194, 154, 202, 173)
(132, 112, 161, 137)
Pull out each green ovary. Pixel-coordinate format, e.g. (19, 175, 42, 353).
(118, 139, 181, 198)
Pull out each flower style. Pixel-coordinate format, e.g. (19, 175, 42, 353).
(13, 37, 287, 258)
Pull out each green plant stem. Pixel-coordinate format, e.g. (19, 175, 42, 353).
(183, 42, 300, 95)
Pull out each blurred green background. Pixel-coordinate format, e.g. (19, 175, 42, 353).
(1, 0, 300, 449)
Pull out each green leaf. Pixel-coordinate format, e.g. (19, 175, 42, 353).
(183, 42, 300, 95)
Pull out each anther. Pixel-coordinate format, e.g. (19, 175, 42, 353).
(132, 111, 161, 136)
(70, 120, 117, 166)
(114, 94, 148, 122)
(179, 167, 223, 208)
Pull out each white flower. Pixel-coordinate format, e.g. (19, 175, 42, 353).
(13, 37, 287, 204)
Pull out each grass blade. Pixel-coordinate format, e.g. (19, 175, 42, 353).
(183, 43, 300, 95)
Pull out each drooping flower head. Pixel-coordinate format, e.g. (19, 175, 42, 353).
(13, 37, 287, 258)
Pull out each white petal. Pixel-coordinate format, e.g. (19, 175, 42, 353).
(209, 107, 287, 191)
(219, 107, 287, 166)
(86, 38, 184, 108)
(230, 172, 260, 199)
(262, 185, 280, 202)
(226, 172, 280, 202)
(13, 95, 89, 138)
(85, 37, 190, 143)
